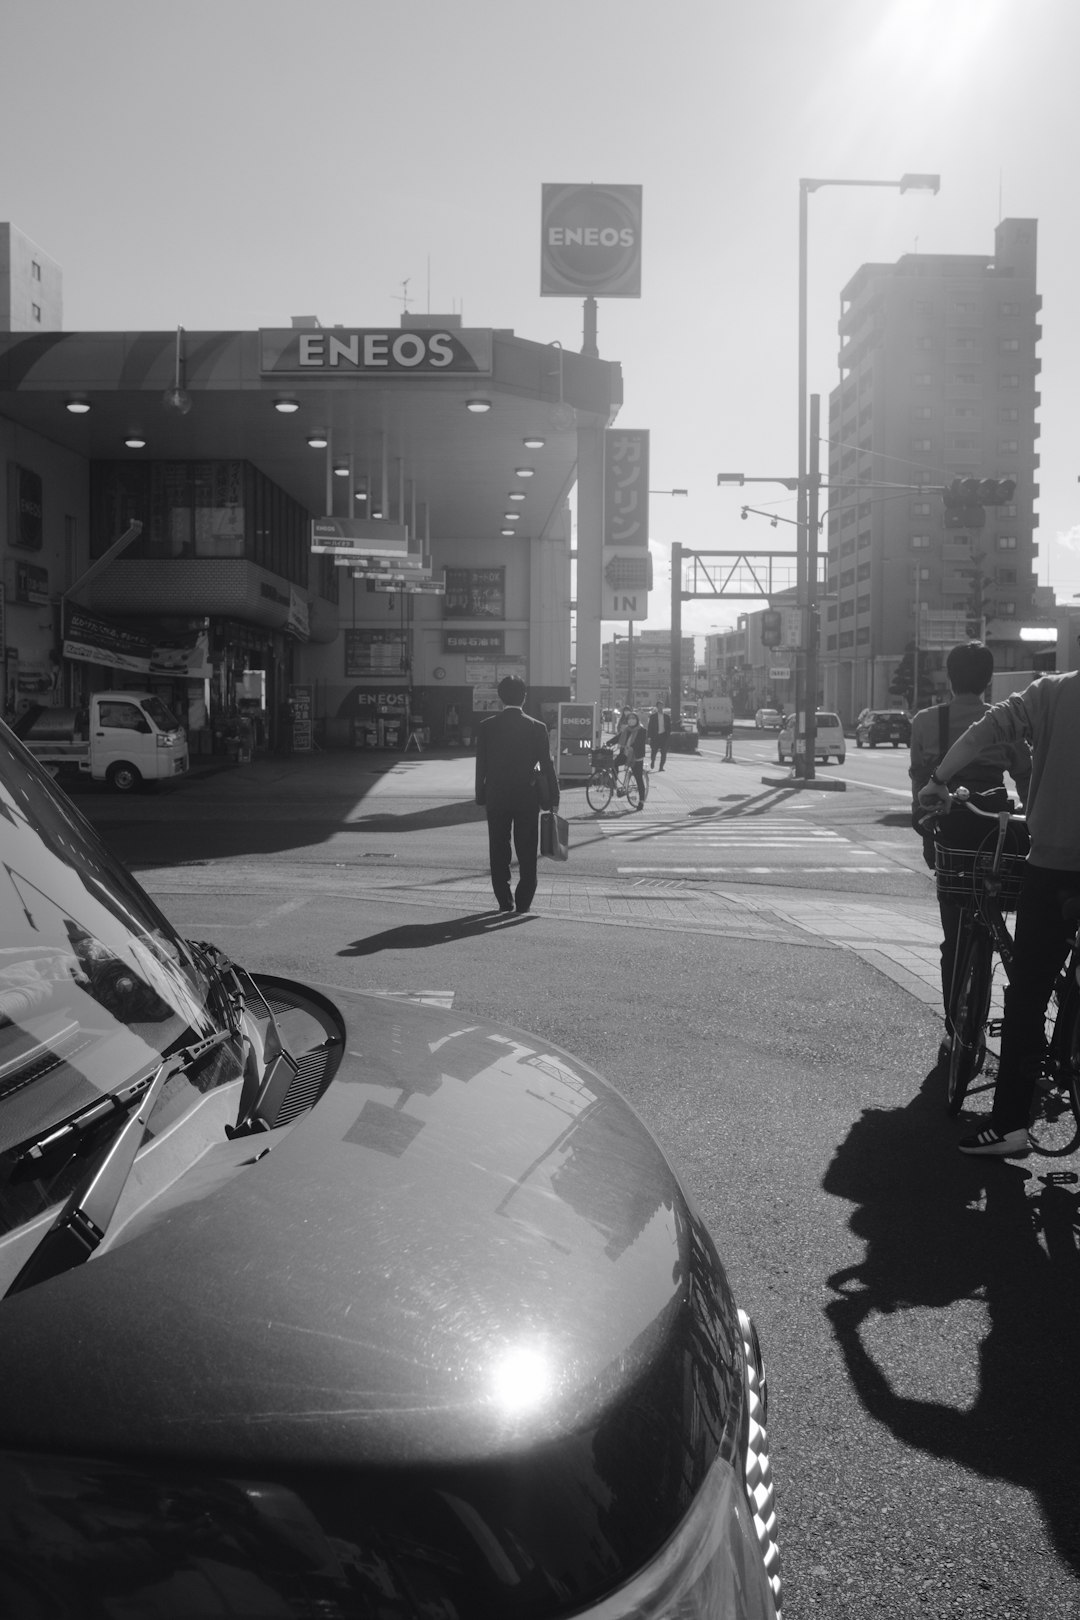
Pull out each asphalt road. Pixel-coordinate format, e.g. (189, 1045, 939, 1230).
(75, 742, 1080, 1619)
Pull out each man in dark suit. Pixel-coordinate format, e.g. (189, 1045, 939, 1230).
(647, 703, 671, 770)
(475, 676, 560, 913)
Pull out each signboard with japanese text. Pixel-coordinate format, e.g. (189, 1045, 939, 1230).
(444, 567, 505, 619)
(604, 430, 649, 549)
(466, 656, 526, 712)
(312, 518, 410, 558)
(444, 630, 504, 655)
(262, 329, 492, 376)
(345, 629, 407, 677)
(541, 184, 642, 297)
(288, 684, 313, 752)
(63, 607, 152, 673)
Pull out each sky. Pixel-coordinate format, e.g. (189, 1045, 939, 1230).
(2, 0, 1078, 648)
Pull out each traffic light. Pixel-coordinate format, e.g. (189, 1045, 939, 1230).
(761, 610, 783, 647)
(977, 478, 1016, 505)
(941, 477, 1016, 530)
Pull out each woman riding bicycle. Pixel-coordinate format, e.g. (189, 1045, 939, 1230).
(918, 659, 1080, 1156)
(609, 711, 647, 806)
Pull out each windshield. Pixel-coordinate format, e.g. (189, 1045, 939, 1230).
(140, 696, 182, 732)
(0, 722, 223, 1183)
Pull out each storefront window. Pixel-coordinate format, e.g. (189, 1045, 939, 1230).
(90, 462, 324, 595)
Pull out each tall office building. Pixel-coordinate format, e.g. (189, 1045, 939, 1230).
(0, 224, 63, 332)
(824, 218, 1040, 720)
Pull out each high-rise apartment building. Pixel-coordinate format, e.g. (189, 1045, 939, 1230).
(824, 218, 1041, 721)
(0, 224, 63, 331)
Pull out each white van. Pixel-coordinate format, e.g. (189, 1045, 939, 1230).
(16, 692, 189, 792)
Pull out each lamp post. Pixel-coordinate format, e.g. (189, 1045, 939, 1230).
(797, 172, 939, 778)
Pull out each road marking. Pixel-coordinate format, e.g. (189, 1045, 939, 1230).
(253, 897, 312, 928)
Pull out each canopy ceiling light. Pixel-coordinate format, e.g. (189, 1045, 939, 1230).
(65, 398, 91, 414)
(501, 528, 516, 537)
(507, 492, 526, 502)
(274, 398, 300, 413)
(124, 437, 147, 449)
(522, 436, 545, 449)
(354, 486, 368, 502)
(465, 398, 492, 413)
(502, 512, 520, 522)
(514, 467, 535, 478)
(333, 462, 349, 477)
(307, 432, 329, 449)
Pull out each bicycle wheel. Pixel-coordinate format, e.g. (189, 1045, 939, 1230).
(1029, 978, 1080, 1157)
(945, 930, 992, 1116)
(624, 771, 642, 811)
(586, 771, 613, 812)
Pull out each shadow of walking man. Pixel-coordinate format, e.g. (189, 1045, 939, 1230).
(823, 1065, 1080, 1575)
(339, 909, 533, 957)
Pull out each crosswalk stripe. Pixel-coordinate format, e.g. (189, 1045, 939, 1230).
(619, 865, 894, 875)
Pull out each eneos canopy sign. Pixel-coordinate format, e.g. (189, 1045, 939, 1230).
(261, 328, 492, 375)
(541, 184, 642, 298)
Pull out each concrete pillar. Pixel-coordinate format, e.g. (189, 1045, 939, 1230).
(575, 425, 604, 707)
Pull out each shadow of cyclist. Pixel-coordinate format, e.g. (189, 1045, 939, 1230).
(823, 1065, 1080, 1575)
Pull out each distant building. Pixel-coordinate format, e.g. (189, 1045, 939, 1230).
(825, 218, 1041, 722)
(600, 629, 694, 710)
(0, 224, 63, 331)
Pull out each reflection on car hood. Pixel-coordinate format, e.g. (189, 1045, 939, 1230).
(0, 993, 745, 1617)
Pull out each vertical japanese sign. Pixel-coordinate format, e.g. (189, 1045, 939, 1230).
(604, 430, 649, 547)
(602, 430, 650, 621)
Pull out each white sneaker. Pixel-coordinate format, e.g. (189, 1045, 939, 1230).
(958, 1126, 1030, 1157)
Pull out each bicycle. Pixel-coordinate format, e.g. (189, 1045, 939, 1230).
(585, 745, 647, 812)
(927, 790, 1080, 1155)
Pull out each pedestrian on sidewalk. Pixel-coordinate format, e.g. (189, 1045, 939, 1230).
(918, 663, 1079, 1157)
(910, 641, 1031, 1052)
(475, 675, 559, 914)
(647, 703, 671, 771)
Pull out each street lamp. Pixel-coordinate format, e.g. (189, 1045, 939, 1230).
(796, 172, 939, 778)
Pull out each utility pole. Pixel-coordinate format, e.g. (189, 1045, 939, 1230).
(802, 395, 822, 778)
(670, 542, 683, 728)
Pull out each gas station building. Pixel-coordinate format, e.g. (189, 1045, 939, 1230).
(0, 304, 622, 755)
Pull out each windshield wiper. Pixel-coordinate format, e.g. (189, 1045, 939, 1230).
(4, 1028, 232, 1298)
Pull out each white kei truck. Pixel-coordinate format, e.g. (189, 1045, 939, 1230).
(13, 692, 189, 792)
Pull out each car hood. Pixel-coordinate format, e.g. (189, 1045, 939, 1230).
(0, 992, 746, 1616)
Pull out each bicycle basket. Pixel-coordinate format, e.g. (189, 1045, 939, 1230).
(934, 843, 1026, 910)
(591, 746, 615, 767)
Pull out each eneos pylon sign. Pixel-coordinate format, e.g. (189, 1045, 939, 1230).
(541, 184, 642, 298)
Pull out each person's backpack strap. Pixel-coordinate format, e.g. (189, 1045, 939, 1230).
(937, 701, 950, 768)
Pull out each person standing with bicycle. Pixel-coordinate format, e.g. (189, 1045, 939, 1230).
(909, 642, 1031, 1052)
(918, 663, 1080, 1156)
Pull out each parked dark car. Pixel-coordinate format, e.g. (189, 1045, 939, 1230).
(854, 708, 912, 748)
(0, 718, 782, 1620)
